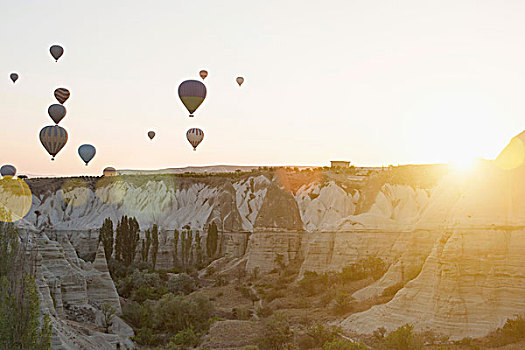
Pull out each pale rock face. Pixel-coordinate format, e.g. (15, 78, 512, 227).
(341, 162, 525, 339)
(31, 231, 134, 349)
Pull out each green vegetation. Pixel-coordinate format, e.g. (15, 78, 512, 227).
(486, 315, 525, 347)
(115, 216, 140, 266)
(98, 217, 113, 262)
(151, 224, 159, 269)
(206, 222, 218, 258)
(0, 223, 52, 349)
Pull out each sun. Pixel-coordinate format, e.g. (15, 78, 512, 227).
(450, 155, 477, 174)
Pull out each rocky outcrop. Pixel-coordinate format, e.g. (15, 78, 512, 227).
(254, 184, 304, 231)
(32, 231, 134, 349)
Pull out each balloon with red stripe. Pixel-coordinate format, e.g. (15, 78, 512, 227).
(186, 128, 204, 151)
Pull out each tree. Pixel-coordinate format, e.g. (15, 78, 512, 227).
(383, 324, 423, 350)
(141, 229, 151, 263)
(116, 216, 140, 267)
(101, 303, 116, 333)
(173, 230, 179, 268)
(151, 224, 159, 269)
(195, 230, 202, 267)
(259, 312, 296, 350)
(206, 222, 218, 258)
(0, 223, 52, 349)
(98, 217, 114, 262)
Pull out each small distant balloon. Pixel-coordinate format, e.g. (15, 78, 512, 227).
(103, 167, 117, 177)
(186, 128, 204, 151)
(178, 80, 207, 117)
(54, 88, 70, 104)
(48, 104, 67, 125)
(40, 125, 68, 160)
(0, 165, 16, 177)
(148, 131, 156, 140)
(199, 70, 208, 79)
(236, 77, 244, 86)
(50, 45, 64, 62)
(10, 73, 18, 83)
(78, 144, 96, 166)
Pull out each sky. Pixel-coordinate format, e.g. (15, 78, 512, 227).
(2, 0, 525, 176)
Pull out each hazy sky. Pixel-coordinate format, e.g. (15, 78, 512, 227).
(2, 0, 525, 176)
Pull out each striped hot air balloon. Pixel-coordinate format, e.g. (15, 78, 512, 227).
(103, 167, 117, 176)
(48, 104, 66, 124)
(39, 125, 68, 160)
(54, 88, 70, 104)
(178, 80, 207, 117)
(186, 128, 204, 151)
(0, 165, 16, 177)
(199, 70, 208, 79)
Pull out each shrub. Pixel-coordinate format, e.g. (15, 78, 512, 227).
(167, 273, 196, 295)
(232, 307, 252, 320)
(256, 305, 274, 318)
(382, 324, 423, 350)
(166, 328, 200, 350)
(323, 339, 368, 350)
(306, 322, 340, 347)
(259, 312, 295, 350)
(486, 315, 525, 346)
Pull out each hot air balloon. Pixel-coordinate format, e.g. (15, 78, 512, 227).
(148, 131, 156, 140)
(236, 77, 244, 86)
(10, 73, 18, 83)
(78, 144, 96, 166)
(48, 104, 67, 124)
(50, 45, 64, 62)
(40, 125, 68, 160)
(0, 165, 16, 177)
(54, 88, 70, 104)
(178, 80, 207, 117)
(186, 128, 204, 151)
(199, 70, 208, 79)
(103, 167, 117, 177)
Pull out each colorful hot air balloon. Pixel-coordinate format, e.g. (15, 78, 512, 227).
(178, 80, 207, 117)
(148, 131, 156, 140)
(199, 70, 208, 79)
(48, 104, 66, 124)
(0, 165, 16, 177)
(236, 77, 244, 86)
(50, 45, 64, 62)
(186, 128, 204, 151)
(78, 144, 96, 166)
(10, 73, 18, 83)
(103, 167, 117, 177)
(40, 125, 68, 160)
(54, 88, 70, 104)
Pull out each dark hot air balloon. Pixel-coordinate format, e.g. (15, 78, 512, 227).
(0, 165, 16, 177)
(186, 128, 204, 151)
(199, 70, 208, 79)
(78, 144, 96, 166)
(178, 80, 206, 117)
(54, 88, 70, 104)
(40, 125, 68, 160)
(236, 77, 244, 86)
(148, 131, 156, 140)
(50, 45, 64, 62)
(48, 104, 66, 124)
(10, 73, 18, 83)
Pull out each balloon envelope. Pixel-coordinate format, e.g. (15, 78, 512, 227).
(186, 128, 204, 150)
(54, 88, 70, 104)
(236, 77, 244, 86)
(48, 104, 67, 124)
(103, 167, 117, 177)
(50, 45, 64, 61)
(40, 125, 68, 160)
(0, 165, 16, 177)
(178, 80, 207, 117)
(199, 70, 208, 79)
(78, 144, 96, 166)
(10, 73, 18, 83)
(148, 131, 156, 140)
